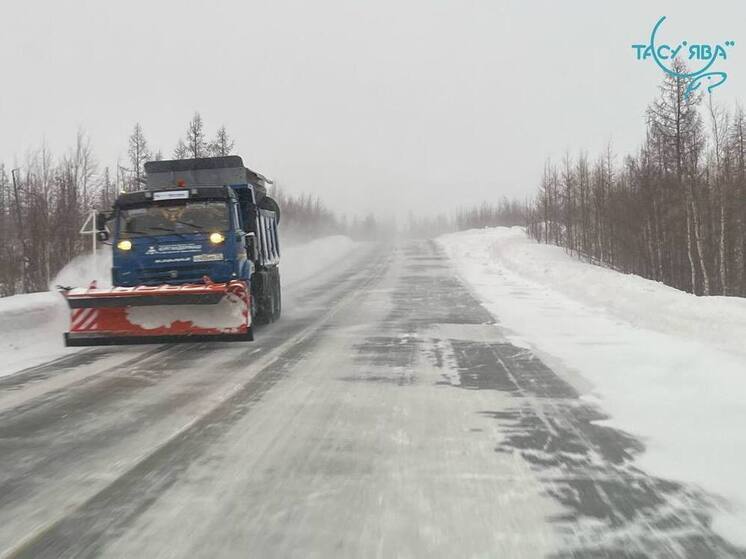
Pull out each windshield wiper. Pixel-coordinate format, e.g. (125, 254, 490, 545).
(122, 224, 208, 239)
(148, 226, 191, 239)
(175, 220, 205, 231)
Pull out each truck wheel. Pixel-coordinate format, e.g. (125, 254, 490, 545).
(252, 272, 272, 325)
(271, 269, 282, 321)
(250, 290, 258, 321)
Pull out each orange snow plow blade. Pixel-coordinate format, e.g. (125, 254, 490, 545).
(61, 280, 252, 346)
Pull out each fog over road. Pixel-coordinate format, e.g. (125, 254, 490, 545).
(0, 242, 741, 558)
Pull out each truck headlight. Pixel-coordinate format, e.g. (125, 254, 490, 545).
(209, 232, 225, 244)
(117, 239, 132, 251)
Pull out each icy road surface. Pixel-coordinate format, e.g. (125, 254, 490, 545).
(0, 242, 743, 558)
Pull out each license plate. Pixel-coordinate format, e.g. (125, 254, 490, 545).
(193, 253, 223, 262)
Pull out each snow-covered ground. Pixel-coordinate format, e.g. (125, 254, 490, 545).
(0, 291, 71, 376)
(438, 227, 746, 546)
(0, 235, 358, 378)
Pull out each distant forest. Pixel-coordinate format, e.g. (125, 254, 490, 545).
(526, 61, 746, 297)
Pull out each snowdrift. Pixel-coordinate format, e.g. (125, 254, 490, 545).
(0, 235, 358, 377)
(0, 291, 70, 375)
(473, 227, 746, 358)
(438, 226, 746, 546)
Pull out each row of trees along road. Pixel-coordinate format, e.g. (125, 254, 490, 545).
(527, 59, 746, 296)
(0, 113, 357, 296)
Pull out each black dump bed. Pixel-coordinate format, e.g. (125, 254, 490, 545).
(144, 156, 269, 202)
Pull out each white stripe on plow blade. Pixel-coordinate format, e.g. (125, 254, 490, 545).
(72, 308, 99, 331)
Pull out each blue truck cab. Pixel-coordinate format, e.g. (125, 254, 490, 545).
(110, 156, 281, 324)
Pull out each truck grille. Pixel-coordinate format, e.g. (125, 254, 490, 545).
(139, 265, 213, 284)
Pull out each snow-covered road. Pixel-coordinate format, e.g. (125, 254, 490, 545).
(0, 240, 742, 558)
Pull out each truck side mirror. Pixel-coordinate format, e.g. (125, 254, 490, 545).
(95, 211, 112, 242)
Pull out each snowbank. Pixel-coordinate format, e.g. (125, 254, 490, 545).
(0, 291, 72, 375)
(438, 227, 746, 546)
(0, 235, 357, 378)
(477, 227, 746, 358)
(0, 250, 118, 376)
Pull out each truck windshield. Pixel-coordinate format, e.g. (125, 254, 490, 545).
(118, 201, 230, 238)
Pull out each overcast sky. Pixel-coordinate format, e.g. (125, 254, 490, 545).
(1, 0, 744, 216)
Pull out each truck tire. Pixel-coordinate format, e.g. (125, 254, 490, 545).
(252, 271, 272, 325)
(271, 268, 282, 321)
(252, 268, 281, 325)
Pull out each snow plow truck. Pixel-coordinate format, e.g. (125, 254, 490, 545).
(61, 156, 281, 346)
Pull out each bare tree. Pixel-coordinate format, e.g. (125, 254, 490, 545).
(101, 167, 115, 207)
(730, 105, 746, 292)
(209, 125, 235, 157)
(647, 59, 708, 293)
(707, 96, 730, 294)
(186, 112, 208, 158)
(127, 123, 150, 191)
(173, 138, 189, 159)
